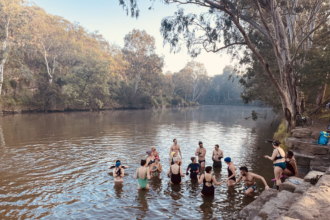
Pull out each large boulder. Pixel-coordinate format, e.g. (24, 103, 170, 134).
(304, 170, 324, 182)
(294, 182, 312, 194)
(239, 189, 278, 220)
(279, 177, 304, 193)
(291, 128, 312, 138)
(326, 166, 330, 175)
(293, 152, 314, 167)
(310, 156, 330, 172)
(285, 175, 330, 220)
(311, 131, 320, 140)
(276, 217, 300, 220)
(287, 138, 329, 156)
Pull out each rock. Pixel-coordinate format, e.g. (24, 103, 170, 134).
(291, 128, 312, 138)
(293, 152, 314, 167)
(326, 167, 330, 175)
(304, 171, 324, 182)
(279, 177, 304, 193)
(285, 137, 295, 148)
(239, 189, 278, 220)
(311, 131, 320, 140)
(310, 156, 330, 172)
(288, 138, 329, 155)
(276, 217, 299, 220)
(294, 182, 312, 194)
(285, 175, 330, 220)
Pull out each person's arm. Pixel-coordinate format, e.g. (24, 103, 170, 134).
(169, 146, 173, 158)
(150, 164, 156, 173)
(213, 176, 225, 186)
(178, 146, 182, 158)
(234, 175, 243, 185)
(251, 173, 270, 190)
(135, 169, 138, 179)
(167, 167, 171, 176)
(186, 164, 191, 173)
(197, 174, 204, 184)
(121, 169, 124, 178)
(264, 149, 277, 161)
(291, 160, 299, 177)
(113, 169, 117, 178)
(180, 166, 185, 177)
(196, 165, 200, 173)
(220, 150, 224, 158)
(195, 148, 199, 156)
(158, 164, 162, 173)
(147, 168, 151, 179)
(212, 150, 215, 159)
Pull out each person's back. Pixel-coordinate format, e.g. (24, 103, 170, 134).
(135, 159, 150, 190)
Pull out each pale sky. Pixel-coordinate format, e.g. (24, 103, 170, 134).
(32, 0, 232, 76)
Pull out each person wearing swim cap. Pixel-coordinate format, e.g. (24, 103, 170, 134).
(195, 141, 206, 168)
(170, 152, 182, 166)
(113, 161, 124, 183)
(224, 157, 236, 186)
(108, 160, 129, 169)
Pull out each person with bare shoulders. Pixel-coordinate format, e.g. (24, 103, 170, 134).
(113, 161, 124, 183)
(197, 166, 225, 196)
(150, 157, 162, 177)
(151, 146, 159, 159)
(169, 139, 182, 165)
(146, 150, 155, 171)
(283, 151, 299, 177)
(135, 159, 151, 189)
(167, 157, 185, 184)
(195, 141, 206, 168)
(234, 166, 270, 197)
(212, 144, 223, 168)
(224, 157, 236, 186)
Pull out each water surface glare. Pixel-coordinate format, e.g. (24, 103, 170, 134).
(0, 106, 280, 219)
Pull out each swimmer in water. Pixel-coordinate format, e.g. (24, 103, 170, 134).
(186, 157, 200, 179)
(151, 146, 159, 159)
(169, 139, 182, 165)
(197, 166, 225, 196)
(195, 141, 206, 168)
(234, 166, 270, 197)
(150, 157, 162, 177)
(146, 150, 155, 171)
(167, 157, 184, 184)
(212, 144, 223, 168)
(135, 159, 151, 190)
(224, 157, 236, 186)
(109, 160, 129, 169)
(113, 161, 124, 183)
(170, 152, 182, 166)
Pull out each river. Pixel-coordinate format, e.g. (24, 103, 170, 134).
(0, 105, 281, 219)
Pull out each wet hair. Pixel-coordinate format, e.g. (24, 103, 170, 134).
(240, 166, 249, 172)
(173, 157, 179, 163)
(205, 166, 212, 173)
(141, 159, 147, 166)
(272, 140, 281, 146)
(215, 144, 219, 148)
(116, 167, 122, 176)
(287, 151, 294, 158)
(173, 139, 176, 142)
(191, 157, 196, 162)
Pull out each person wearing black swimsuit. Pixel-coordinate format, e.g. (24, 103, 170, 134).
(186, 157, 200, 179)
(197, 166, 224, 196)
(146, 150, 155, 172)
(283, 151, 299, 177)
(167, 157, 185, 184)
(224, 157, 236, 186)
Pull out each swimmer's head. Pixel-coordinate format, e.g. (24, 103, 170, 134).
(173, 157, 179, 164)
(287, 151, 294, 159)
(240, 166, 248, 176)
(272, 140, 281, 147)
(147, 150, 152, 156)
(141, 159, 147, 166)
(151, 146, 156, 151)
(173, 139, 177, 144)
(215, 144, 219, 149)
(199, 141, 203, 147)
(171, 152, 176, 158)
(155, 156, 160, 162)
(191, 157, 196, 163)
(205, 166, 212, 173)
(224, 157, 231, 164)
(116, 161, 121, 168)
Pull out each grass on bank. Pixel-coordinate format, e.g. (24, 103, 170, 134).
(273, 119, 290, 151)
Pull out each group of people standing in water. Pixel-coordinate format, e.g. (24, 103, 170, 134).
(111, 139, 299, 197)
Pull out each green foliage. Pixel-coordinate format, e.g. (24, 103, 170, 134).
(273, 120, 290, 151)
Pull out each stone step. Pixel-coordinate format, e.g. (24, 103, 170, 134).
(284, 173, 330, 220)
(303, 171, 324, 182)
(286, 137, 330, 156)
(291, 127, 312, 138)
(292, 152, 315, 167)
(279, 177, 312, 194)
(310, 156, 330, 172)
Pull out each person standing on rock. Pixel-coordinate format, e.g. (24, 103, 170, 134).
(264, 140, 286, 190)
(195, 141, 206, 168)
(224, 157, 236, 186)
(283, 151, 299, 177)
(212, 144, 223, 168)
(234, 166, 270, 196)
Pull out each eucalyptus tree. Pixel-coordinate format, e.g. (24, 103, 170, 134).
(119, 0, 330, 131)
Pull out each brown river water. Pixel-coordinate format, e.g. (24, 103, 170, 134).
(0, 105, 281, 219)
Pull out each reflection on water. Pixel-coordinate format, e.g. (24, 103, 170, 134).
(0, 106, 280, 219)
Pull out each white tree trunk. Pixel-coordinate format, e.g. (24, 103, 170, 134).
(41, 42, 53, 83)
(133, 68, 140, 94)
(0, 18, 10, 96)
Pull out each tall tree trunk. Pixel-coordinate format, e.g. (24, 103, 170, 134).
(315, 83, 327, 114)
(0, 18, 10, 96)
(133, 68, 141, 95)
